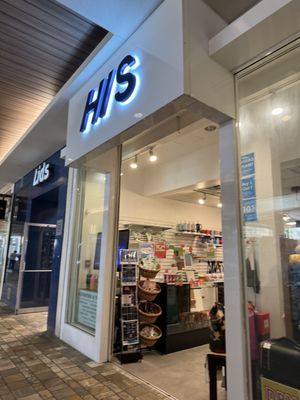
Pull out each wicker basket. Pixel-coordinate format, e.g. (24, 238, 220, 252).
(138, 281, 161, 301)
(139, 324, 162, 347)
(139, 302, 162, 324)
(138, 264, 160, 279)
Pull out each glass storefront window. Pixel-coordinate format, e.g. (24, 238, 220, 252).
(237, 43, 300, 399)
(67, 167, 108, 334)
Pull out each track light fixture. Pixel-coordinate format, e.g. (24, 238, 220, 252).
(149, 148, 158, 163)
(198, 195, 206, 205)
(130, 155, 138, 169)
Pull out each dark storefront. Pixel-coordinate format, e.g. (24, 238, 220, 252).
(1, 150, 68, 331)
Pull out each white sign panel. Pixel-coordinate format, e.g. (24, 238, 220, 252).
(66, 0, 184, 164)
(77, 289, 97, 330)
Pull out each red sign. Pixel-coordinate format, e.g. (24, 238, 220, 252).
(154, 242, 167, 258)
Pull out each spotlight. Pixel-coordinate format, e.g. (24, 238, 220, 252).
(204, 125, 217, 132)
(272, 107, 283, 116)
(198, 195, 206, 205)
(217, 202, 222, 208)
(149, 148, 158, 163)
(130, 155, 138, 169)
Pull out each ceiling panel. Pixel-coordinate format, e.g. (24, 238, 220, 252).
(0, 0, 107, 161)
(203, 0, 261, 24)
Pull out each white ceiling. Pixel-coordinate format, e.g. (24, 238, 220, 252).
(122, 118, 219, 169)
(122, 118, 221, 207)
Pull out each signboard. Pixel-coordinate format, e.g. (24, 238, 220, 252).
(154, 241, 167, 258)
(80, 55, 140, 134)
(261, 377, 300, 400)
(77, 290, 97, 330)
(66, 1, 184, 165)
(243, 199, 257, 222)
(32, 162, 53, 186)
(241, 176, 256, 200)
(241, 153, 255, 177)
(241, 152, 257, 222)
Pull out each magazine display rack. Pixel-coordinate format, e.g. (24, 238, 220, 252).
(117, 249, 142, 363)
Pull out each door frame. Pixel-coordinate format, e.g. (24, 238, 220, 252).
(58, 146, 122, 363)
(15, 222, 56, 314)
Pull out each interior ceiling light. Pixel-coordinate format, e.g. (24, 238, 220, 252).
(130, 155, 138, 169)
(283, 215, 291, 221)
(286, 221, 296, 226)
(282, 115, 291, 122)
(198, 194, 206, 205)
(217, 202, 222, 208)
(204, 125, 217, 132)
(149, 148, 158, 162)
(271, 107, 283, 116)
(134, 112, 143, 119)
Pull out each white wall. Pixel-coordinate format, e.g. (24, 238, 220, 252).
(183, 0, 235, 118)
(120, 186, 222, 230)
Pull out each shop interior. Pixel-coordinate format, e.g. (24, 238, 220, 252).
(114, 118, 226, 400)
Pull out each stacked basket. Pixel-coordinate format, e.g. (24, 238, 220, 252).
(138, 262, 162, 347)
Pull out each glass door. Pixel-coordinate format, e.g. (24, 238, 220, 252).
(16, 222, 56, 312)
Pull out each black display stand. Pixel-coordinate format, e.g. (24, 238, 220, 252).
(116, 249, 142, 364)
(154, 283, 210, 354)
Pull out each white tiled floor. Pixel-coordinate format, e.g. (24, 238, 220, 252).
(120, 344, 227, 400)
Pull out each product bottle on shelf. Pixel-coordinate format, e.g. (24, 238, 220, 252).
(183, 221, 187, 232)
(90, 274, 98, 291)
(187, 221, 191, 232)
(196, 222, 201, 233)
(191, 222, 195, 232)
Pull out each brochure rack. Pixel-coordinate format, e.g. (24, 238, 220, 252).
(117, 249, 142, 363)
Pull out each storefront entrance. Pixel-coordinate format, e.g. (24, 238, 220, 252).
(16, 223, 56, 312)
(1, 150, 68, 331)
(111, 118, 226, 400)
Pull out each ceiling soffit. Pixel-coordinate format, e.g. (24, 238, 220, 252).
(0, 0, 107, 161)
(203, 0, 261, 24)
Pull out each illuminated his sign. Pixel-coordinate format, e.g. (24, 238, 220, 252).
(80, 54, 140, 133)
(32, 162, 52, 187)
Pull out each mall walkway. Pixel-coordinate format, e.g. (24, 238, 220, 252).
(0, 304, 172, 400)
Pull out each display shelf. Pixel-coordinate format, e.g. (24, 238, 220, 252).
(193, 256, 223, 262)
(174, 231, 222, 238)
(124, 224, 172, 232)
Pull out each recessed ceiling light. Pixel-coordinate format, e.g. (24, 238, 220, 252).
(120, 172, 124, 176)
(134, 112, 143, 119)
(272, 107, 283, 116)
(217, 202, 222, 208)
(130, 155, 138, 169)
(286, 221, 296, 226)
(282, 115, 291, 122)
(204, 125, 217, 132)
(198, 198, 205, 205)
(283, 215, 290, 221)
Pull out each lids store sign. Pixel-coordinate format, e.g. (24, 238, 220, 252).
(32, 162, 52, 187)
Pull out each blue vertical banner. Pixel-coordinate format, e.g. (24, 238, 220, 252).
(241, 152, 257, 222)
(241, 153, 255, 177)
